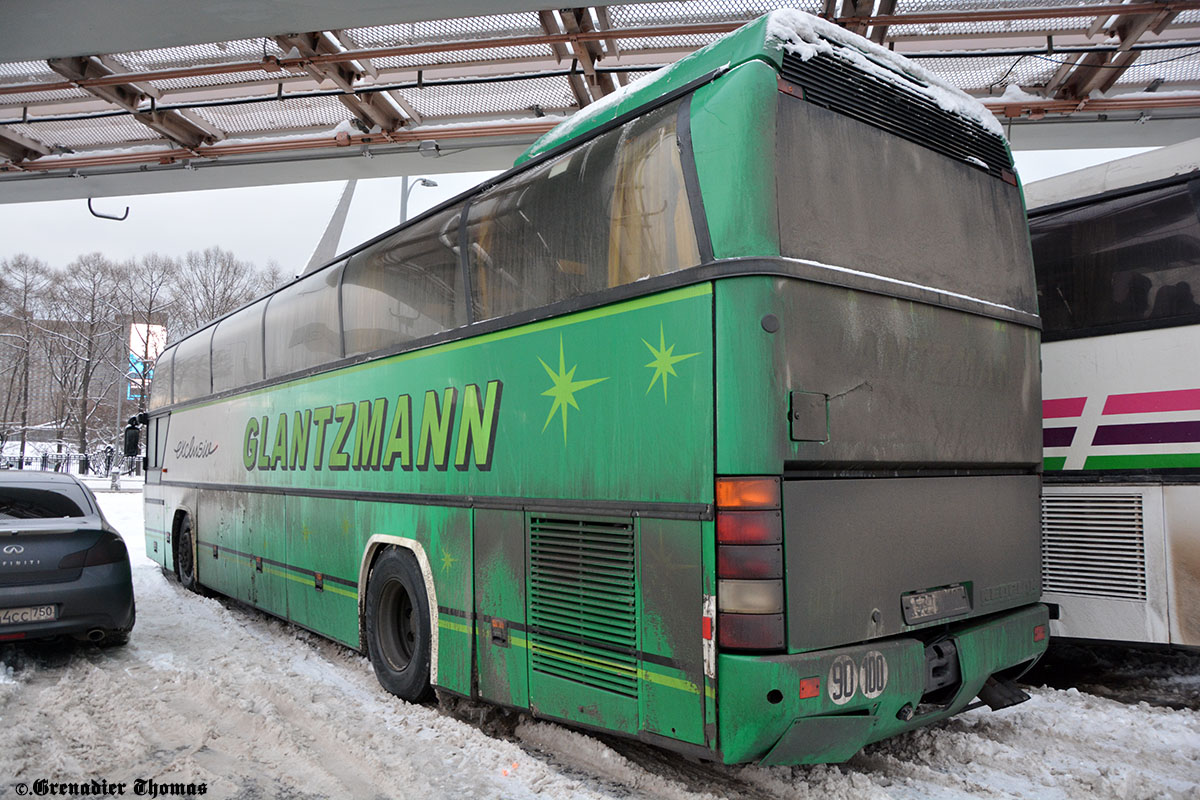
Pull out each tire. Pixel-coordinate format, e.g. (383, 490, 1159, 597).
(365, 548, 433, 702)
(175, 514, 200, 593)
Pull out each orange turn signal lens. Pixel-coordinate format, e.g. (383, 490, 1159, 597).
(1034, 624, 1047, 643)
(799, 677, 821, 699)
(716, 477, 781, 510)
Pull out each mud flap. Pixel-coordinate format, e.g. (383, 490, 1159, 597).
(759, 715, 878, 765)
(976, 676, 1031, 711)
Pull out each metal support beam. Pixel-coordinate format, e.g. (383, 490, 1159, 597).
(46, 56, 215, 149)
(0, 126, 51, 162)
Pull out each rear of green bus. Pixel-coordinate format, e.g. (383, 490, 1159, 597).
(525, 12, 1047, 764)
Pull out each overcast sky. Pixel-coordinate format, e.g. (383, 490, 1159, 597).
(0, 148, 1154, 274)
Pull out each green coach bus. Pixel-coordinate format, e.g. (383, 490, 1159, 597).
(142, 10, 1047, 765)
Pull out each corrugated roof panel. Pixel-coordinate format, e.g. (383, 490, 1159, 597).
(371, 44, 556, 70)
(911, 55, 1058, 93)
(406, 75, 577, 118)
(613, 33, 726, 50)
(0, 60, 61, 83)
(111, 39, 285, 72)
(608, 0, 815, 27)
(8, 115, 158, 150)
(347, 13, 544, 48)
(1, 87, 94, 106)
(1111, 47, 1200, 87)
(148, 69, 297, 93)
(191, 96, 351, 135)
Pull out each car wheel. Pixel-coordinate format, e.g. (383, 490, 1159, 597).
(365, 548, 433, 702)
(176, 514, 200, 593)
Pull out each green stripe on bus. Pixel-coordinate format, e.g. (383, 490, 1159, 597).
(1084, 453, 1200, 470)
(186, 283, 713, 411)
(1043, 456, 1066, 471)
(265, 566, 358, 600)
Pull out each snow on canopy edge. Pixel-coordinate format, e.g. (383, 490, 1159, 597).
(766, 9, 1005, 138)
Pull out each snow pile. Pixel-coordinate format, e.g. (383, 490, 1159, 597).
(766, 9, 1004, 137)
(0, 489, 1197, 800)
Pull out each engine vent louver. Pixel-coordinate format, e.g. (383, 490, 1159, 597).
(1041, 494, 1148, 600)
(528, 515, 638, 698)
(780, 51, 1012, 180)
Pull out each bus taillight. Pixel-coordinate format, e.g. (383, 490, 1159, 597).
(716, 477, 785, 652)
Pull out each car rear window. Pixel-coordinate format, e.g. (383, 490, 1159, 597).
(0, 486, 88, 519)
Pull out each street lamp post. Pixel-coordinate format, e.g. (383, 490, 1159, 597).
(400, 177, 438, 224)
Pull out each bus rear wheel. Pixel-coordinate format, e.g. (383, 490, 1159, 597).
(366, 548, 433, 702)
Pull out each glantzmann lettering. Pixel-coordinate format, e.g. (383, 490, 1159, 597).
(243, 380, 502, 473)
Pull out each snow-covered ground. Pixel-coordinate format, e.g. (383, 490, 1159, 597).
(1, 489, 1198, 800)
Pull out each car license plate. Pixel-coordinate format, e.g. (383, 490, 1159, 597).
(901, 585, 971, 625)
(0, 605, 58, 625)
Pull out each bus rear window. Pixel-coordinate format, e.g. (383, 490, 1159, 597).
(776, 95, 1036, 315)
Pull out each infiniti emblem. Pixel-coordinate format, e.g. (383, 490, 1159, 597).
(2, 545, 24, 555)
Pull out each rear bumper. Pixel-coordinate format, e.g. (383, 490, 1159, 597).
(716, 603, 1048, 765)
(0, 561, 135, 641)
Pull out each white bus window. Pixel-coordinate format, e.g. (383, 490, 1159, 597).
(264, 262, 345, 378)
(212, 299, 266, 392)
(148, 348, 173, 409)
(466, 100, 699, 322)
(172, 328, 214, 404)
(342, 206, 466, 357)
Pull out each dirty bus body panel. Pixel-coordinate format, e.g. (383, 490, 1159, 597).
(142, 10, 1046, 769)
(690, 23, 1045, 762)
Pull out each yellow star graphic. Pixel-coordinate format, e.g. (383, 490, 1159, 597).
(441, 549, 457, 572)
(539, 335, 608, 443)
(643, 323, 699, 404)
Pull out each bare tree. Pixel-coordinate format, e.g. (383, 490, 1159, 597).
(0, 255, 50, 463)
(114, 253, 175, 415)
(170, 247, 274, 334)
(42, 253, 124, 453)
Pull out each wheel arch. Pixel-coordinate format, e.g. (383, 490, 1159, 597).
(358, 535, 440, 686)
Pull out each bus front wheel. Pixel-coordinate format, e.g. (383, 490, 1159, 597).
(366, 548, 433, 703)
(175, 514, 200, 593)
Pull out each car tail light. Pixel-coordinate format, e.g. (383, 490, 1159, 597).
(59, 532, 128, 569)
(716, 477, 784, 653)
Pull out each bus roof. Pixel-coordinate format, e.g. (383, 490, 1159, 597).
(1024, 136, 1200, 211)
(517, 9, 1001, 164)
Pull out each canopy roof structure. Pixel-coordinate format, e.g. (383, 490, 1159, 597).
(2, 0, 1199, 202)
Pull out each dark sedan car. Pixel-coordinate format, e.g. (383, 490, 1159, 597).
(0, 471, 135, 645)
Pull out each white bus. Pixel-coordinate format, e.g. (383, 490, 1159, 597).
(1027, 139, 1200, 648)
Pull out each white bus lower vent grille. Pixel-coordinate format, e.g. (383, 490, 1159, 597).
(1041, 494, 1148, 600)
(528, 515, 638, 698)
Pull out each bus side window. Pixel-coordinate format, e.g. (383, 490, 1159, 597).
(264, 261, 345, 378)
(466, 98, 699, 323)
(1033, 177, 1200, 336)
(172, 328, 214, 404)
(212, 298, 267, 392)
(342, 205, 466, 357)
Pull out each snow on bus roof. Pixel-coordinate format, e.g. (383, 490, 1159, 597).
(765, 9, 1004, 138)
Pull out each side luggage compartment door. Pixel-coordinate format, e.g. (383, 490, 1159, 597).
(474, 508, 529, 709)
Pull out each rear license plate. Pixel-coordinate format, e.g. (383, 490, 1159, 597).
(0, 605, 57, 625)
(902, 585, 971, 625)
